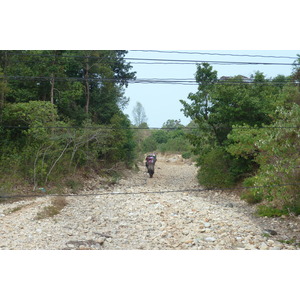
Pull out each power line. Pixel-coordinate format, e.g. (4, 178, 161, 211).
(126, 57, 300, 66)
(0, 75, 297, 86)
(4, 50, 300, 62)
(131, 50, 300, 60)
(2, 51, 300, 66)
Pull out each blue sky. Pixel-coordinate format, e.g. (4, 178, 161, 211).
(123, 50, 299, 128)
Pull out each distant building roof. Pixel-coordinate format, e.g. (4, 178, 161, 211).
(219, 75, 252, 83)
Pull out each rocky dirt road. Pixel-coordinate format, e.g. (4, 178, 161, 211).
(1, 154, 300, 250)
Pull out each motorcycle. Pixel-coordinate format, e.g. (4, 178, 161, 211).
(146, 156, 155, 178)
(147, 161, 155, 178)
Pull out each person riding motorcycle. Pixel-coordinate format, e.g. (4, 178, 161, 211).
(145, 153, 157, 168)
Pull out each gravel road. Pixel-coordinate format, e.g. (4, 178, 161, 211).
(1, 154, 300, 250)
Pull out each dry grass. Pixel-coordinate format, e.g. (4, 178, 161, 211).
(35, 196, 68, 220)
(3, 203, 31, 215)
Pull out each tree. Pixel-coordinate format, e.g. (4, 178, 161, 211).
(0, 67, 9, 122)
(180, 63, 217, 121)
(180, 63, 219, 156)
(0, 50, 136, 126)
(132, 101, 147, 126)
(292, 54, 300, 84)
(162, 119, 183, 129)
(179, 63, 289, 188)
(66, 50, 135, 124)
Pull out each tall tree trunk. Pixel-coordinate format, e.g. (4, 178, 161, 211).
(0, 51, 8, 122)
(50, 50, 59, 105)
(50, 75, 54, 105)
(84, 62, 90, 115)
(0, 82, 4, 122)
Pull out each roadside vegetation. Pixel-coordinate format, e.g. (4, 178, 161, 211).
(130, 101, 194, 161)
(0, 50, 136, 196)
(139, 119, 193, 157)
(2, 50, 300, 219)
(180, 57, 300, 216)
(35, 197, 68, 220)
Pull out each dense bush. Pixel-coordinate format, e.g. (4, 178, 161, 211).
(197, 147, 235, 188)
(141, 135, 158, 153)
(0, 102, 136, 193)
(226, 102, 300, 214)
(0, 50, 137, 194)
(140, 120, 193, 156)
(180, 60, 300, 214)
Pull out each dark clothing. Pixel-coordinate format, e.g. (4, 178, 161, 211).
(145, 155, 156, 167)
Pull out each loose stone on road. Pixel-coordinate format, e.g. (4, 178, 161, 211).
(0, 153, 299, 250)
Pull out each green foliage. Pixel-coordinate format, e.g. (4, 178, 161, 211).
(180, 63, 217, 122)
(227, 125, 261, 160)
(241, 177, 264, 204)
(106, 113, 136, 165)
(152, 130, 168, 144)
(141, 135, 158, 153)
(182, 152, 192, 159)
(0, 102, 61, 186)
(162, 119, 184, 129)
(0, 51, 137, 193)
(197, 147, 235, 188)
(2, 101, 58, 141)
(0, 104, 136, 193)
(256, 205, 288, 217)
(140, 120, 192, 155)
(180, 63, 297, 193)
(1, 50, 136, 125)
(159, 135, 191, 153)
(256, 202, 300, 217)
(238, 104, 300, 210)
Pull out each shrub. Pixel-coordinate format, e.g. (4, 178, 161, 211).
(227, 104, 300, 212)
(0, 103, 137, 192)
(241, 177, 263, 204)
(141, 135, 158, 153)
(256, 205, 288, 217)
(197, 147, 235, 188)
(182, 152, 192, 159)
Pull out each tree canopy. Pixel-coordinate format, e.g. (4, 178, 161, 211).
(180, 59, 300, 215)
(132, 101, 148, 127)
(0, 50, 136, 125)
(0, 50, 137, 193)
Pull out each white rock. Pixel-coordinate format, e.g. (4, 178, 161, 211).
(1, 156, 299, 250)
(204, 237, 216, 242)
(259, 242, 269, 250)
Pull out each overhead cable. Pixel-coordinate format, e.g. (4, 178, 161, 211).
(130, 50, 299, 60)
(0, 75, 298, 86)
(126, 57, 300, 66)
(2, 51, 299, 66)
